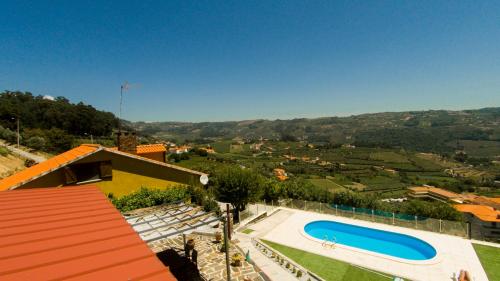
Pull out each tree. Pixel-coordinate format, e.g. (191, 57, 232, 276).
(213, 167, 264, 213)
(26, 136, 46, 150)
(44, 128, 74, 152)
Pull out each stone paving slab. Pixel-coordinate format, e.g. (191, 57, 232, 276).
(149, 234, 265, 281)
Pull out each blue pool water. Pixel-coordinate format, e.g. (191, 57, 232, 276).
(304, 220, 436, 260)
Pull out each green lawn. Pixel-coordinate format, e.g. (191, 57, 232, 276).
(473, 243, 500, 281)
(262, 239, 392, 281)
(242, 228, 255, 234)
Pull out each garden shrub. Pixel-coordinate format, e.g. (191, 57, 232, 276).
(112, 186, 189, 212)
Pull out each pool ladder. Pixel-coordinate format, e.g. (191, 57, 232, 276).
(321, 235, 337, 249)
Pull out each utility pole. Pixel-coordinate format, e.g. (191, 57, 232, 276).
(16, 117, 20, 148)
(223, 217, 231, 281)
(84, 133, 94, 144)
(11, 117, 19, 148)
(226, 204, 232, 240)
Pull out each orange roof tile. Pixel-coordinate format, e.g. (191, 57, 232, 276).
(0, 144, 101, 191)
(490, 197, 500, 204)
(136, 144, 167, 154)
(276, 175, 288, 181)
(0, 185, 176, 280)
(455, 204, 500, 222)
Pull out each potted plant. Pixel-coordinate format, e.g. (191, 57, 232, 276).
(297, 271, 303, 278)
(232, 253, 244, 267)
(186, 239, 195, 251)
(215, 232, 222, 243)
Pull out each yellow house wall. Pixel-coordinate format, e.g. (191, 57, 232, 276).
(95, 169, 180, 197)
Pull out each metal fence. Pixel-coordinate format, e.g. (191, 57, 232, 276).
(254, 199, 468, 238)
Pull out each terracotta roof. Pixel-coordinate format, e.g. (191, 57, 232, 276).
(276, 175, 288, 181)
(490, 198, 500, 204)
(0, 144, 207, 191)
(408, 186, 460, 200)
(0, 185, 176, 280)
(136, 144, 167, 154)
(0, 144, 101, 191)
(455, 204, 500, 222)
(110, 144, 167, 154)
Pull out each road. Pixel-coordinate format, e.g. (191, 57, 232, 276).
(1, 145, 46, 163)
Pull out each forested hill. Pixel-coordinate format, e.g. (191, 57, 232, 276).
(0, 91, 119, 152)
(131, 107, 500, 154)
(0, 91, 118, 136)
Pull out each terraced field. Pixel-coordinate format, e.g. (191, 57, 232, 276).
(307, 178, 347, 192)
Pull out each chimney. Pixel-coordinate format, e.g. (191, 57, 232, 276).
(117, 131, 137, 154)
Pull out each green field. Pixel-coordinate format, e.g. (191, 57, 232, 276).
(210, 141, 232, 153)
(455, 140, 500, 158)
(262, 239, 392, 281)
(308, 178, 347, 192)
(370, 151, 410, 163)
(473, 243, 500, 281)
(360, 175, 405, 191)
(327, 175, 354, 186)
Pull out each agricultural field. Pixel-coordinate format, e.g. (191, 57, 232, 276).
(209, 140, 233, 153)
(307, 178, 347, 192)
(360, 175, 405, 191)
(369, 151, 410, 163)
(453, 140, 500, 158)
(169, 139, 499, 199)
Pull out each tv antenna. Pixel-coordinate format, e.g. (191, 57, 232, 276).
(119, 82, 139, 130)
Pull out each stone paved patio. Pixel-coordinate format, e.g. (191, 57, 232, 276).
(149, 234, 266, 281)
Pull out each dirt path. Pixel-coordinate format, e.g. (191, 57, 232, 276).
(1, 144, 46, 163)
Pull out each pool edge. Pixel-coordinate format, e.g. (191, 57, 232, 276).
(298, 219, 443, 266)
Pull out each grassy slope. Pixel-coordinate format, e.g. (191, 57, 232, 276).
(473, 243, 500, 281)
(262, 239, 391, 281)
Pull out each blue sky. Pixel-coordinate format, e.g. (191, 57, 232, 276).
(1, 1, 499, 122)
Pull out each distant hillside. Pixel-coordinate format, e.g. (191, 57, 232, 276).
(131, 108, 500, 155)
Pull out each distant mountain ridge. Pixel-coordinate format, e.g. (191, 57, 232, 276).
(130, 107, 500, 154)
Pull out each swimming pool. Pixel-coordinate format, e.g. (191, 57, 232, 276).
(304, 220, 436, 260)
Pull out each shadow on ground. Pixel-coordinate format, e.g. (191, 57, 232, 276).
(156, 249, 203, 281)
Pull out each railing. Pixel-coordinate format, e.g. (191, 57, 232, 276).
(239, 203, 278, 224)
(254, 199, 468, 238)
(252, 238, 324, 281)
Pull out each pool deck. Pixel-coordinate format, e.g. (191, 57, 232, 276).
(247, 207, 489, 281)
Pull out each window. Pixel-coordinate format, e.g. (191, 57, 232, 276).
(68, 161, 112, 184)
